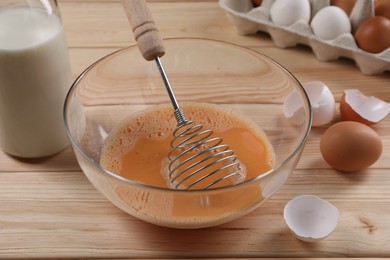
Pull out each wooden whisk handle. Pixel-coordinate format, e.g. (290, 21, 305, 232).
(122, 0, 165, 61)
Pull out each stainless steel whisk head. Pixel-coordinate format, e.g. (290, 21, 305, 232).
(122, 0, 244, 190)
(168, 108, 243, 190)
(155, 58, 243, 190)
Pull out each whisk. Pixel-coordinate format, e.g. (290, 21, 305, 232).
(122, 0, 244, 190)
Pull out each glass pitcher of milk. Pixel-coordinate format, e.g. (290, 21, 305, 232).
(0, 0, 72, 158)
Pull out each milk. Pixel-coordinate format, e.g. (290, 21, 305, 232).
(0, 7, 72, 158)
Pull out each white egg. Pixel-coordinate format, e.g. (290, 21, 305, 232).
(303, 81, 335, 127)
(270, 0, 311, 27)
(311, 6, 352, 40)
(284, 195, 339, 243)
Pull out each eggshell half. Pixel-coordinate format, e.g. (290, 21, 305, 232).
(284, 195, 339, 242)
(283, 90, 307, 126)
(340, 89, 390, 125)
(303, 81, 335, 127)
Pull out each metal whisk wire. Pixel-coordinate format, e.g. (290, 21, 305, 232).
(155, 58, 242, 190)
(168, 120, 241, 190)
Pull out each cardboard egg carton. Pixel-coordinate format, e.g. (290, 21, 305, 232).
(219, 0, 390, 75)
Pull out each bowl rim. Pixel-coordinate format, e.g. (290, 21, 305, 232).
(63, 37, 312, 193)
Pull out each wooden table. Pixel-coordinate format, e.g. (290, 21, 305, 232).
(1, 0, 389, 258)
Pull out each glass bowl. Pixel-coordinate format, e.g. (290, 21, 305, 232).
(64, 38, 311, 229)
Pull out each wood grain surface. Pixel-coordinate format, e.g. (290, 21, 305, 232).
(0, 0, 389, 258)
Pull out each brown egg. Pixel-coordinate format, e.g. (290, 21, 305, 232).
(354, 16, 390, 53)
(320, 121, 382, 172)
(331, 0, 356, 15)
(375, 0, 390, 19)
(251, 0, 263, 7)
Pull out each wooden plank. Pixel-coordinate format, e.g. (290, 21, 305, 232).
(69, 48, 121, 78)
(0, 147, 80, 172)
(68, 46, 390, 98)
(252, 45, 390, 98)
(59, 1, 271, 48)
(1, 0, 389, 258)
(0, 169, 389, 258)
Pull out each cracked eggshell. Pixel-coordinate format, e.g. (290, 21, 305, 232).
(283, 90, 307, 126)
(340, 89, 390, 125)
(303, 81, 335, 126)
(284, 195, 339, 242)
